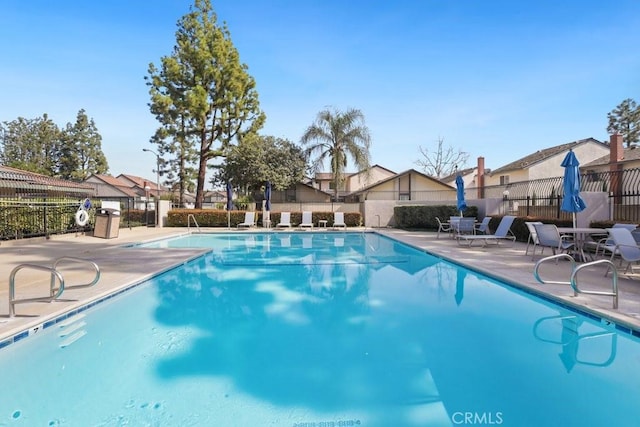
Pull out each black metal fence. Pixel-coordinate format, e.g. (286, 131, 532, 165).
(477, 167, 640, 224)
(0, 196, 92, 240)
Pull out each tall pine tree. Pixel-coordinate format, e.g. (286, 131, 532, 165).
(146, 0, 265, 208)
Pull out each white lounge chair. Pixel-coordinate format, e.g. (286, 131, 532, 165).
(276, 212, 292, 228)
(457, 216, 517, 247)
(300, 211, 313, 229)
(333, 212, 346, 229)
(237, 211, 256, 228)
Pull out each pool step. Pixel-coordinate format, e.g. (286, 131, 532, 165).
(59, 321, 86, 337)
(58, 314, 88, 347)
(59, 330, 87, 348)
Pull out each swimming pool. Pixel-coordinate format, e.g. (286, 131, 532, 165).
(1, 232, 639, 426)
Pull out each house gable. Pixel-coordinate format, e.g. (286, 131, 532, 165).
(348, 169, 453, 201)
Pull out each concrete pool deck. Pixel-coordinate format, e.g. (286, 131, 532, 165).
(1, 226, 639, 342)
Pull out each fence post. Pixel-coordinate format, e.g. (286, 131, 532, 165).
(526, 196, 530, 216)
(44, 203, 48, 238)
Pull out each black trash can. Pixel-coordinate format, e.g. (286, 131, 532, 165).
(94, 208, 121, 239)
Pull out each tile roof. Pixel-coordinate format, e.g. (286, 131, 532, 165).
(581, 145, 640, 167)
(0, 165, 95, 194)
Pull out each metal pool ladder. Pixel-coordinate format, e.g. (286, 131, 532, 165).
(533, 254, 618, 309)
(8, 257, 101, 317)
(187, 214, 201, 233)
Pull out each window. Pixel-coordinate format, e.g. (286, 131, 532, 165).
(500, 175, 509, 185)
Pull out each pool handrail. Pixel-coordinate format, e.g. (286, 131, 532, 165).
(9, 264, 65, 317)
(51, 257, 101, 294)
(187, 214, 201, 233)
(9, 256, 101, 317)
(534, 254, 618, 309)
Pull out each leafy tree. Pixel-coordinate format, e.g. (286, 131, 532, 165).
(58, 109, 109, 180)
(607, 98, 640, 147)
(213, 134, 306, 195)
(146, 0, 265, 209)
(0, 115, 61, 175)
(300, 107, 371, 201)
(415, 136, 469, 178)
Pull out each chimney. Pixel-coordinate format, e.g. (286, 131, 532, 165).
(477, 156, 485, 199)
(610, 133, 624, 166)
(610, 133, 624, 200)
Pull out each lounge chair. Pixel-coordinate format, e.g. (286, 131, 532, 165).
(436, 217, 453, 239)
(457, 215, 517, 247)
(532, 223, 575, 258)
(276, 212, 292, 228)
(333, 212, 346, 229)
(606, 227, 640, 273)
(300, 211, 313, 229)
(237, 211, 256, 228)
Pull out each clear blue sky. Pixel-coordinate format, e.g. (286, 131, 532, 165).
(2, 1, 639, 187)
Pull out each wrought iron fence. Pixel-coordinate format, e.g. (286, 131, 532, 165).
(0, 197, 92, 240)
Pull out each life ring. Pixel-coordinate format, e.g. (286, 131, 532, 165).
(75, 209, 89, 227)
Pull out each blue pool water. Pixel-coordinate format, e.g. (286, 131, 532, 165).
(1, 232, 639, 426)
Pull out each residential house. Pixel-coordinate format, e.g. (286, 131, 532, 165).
(85, 174, 141, 199)
(85, 174, 154, 210)
(310, 165, 396, 200)
(347, 169, 454, 202)
(581, 133, 640, 172)
(116, 174, 166, 199)
(484, 138, 610, 186)
(271, 182, 332, 204)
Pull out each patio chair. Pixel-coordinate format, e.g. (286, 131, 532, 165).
(525, 221, 542, 258)
(475, 216, 492, 235)
(454, 217, 476, 238)
(436, 217, 453, 239)
(333, 212, 347, 229)
(532, 223, 575, 258)
(606, 227, 640, 274)
(276, 212, 292, 228)
(237, 211, 256, 229)
(592, 223, 637, 257)
(457, 216, 517, 247)
(300, 211, 314, 229)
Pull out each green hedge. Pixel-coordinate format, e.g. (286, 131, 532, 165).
(167, 209, 362, 228)
(394, 205, 479, 229)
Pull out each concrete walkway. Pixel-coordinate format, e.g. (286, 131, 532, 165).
(1, 226, 639, 343)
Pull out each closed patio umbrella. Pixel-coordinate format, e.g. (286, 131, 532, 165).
(456, 175, 467, 217)
(265, 181, 271, 211)
(560, 150, 586, 228)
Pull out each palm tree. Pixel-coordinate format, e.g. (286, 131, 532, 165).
(300, 108, 372, 201)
